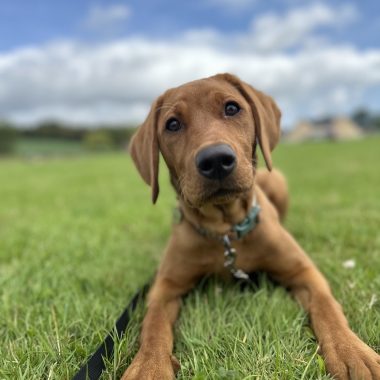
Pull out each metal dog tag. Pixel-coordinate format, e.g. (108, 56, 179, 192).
(232, 269, 249, 280)
(222, 235, 249, 281)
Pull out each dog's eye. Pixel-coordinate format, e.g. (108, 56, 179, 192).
(165, 118, 182, 132)
(224, 101, 240, 116)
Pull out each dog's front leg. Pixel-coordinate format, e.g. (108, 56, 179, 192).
(261, 226, 380, 380)
(121, 275, 189, 380)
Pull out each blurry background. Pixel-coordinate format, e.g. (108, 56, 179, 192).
(1, 0, 380, 154)
(1, 2, 380, 379)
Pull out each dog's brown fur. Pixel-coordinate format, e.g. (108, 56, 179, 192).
(122, 73, 380, 380)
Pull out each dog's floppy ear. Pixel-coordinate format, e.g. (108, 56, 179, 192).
(129, 97, 162, 203)
(219, 73, 281, 171)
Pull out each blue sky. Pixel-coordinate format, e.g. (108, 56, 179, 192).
(1, 0, 380, 51)
(0, 0, 380, 126)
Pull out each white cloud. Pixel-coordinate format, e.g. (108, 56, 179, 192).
(0, 3, 379, 128)
(247, 2, 358, 52)
(6, 102, 149, 126)
(84, 4, 130, 31)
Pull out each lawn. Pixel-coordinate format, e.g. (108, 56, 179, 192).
(0, 137, 379, 379)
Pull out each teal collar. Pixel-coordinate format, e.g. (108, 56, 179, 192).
(179, 196, 261, 281)
(186, 196, 261, 241)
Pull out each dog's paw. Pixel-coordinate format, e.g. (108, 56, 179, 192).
(323, 332, 380, 380)
(120, 350, 180, 380)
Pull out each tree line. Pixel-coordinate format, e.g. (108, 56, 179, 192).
(0, 120, 137, 154)
(1, 108, 380, 155)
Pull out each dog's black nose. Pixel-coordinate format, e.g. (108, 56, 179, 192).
(196, 144, 236, 180)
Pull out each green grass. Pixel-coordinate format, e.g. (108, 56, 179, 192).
(0, 137, 379, 379)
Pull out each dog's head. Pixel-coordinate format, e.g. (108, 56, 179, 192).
(129, 73, 281, 206)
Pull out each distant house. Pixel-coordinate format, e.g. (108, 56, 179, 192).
(285, 117, 363, 142)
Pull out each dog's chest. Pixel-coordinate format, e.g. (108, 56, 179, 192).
(202, 239, 262, 276)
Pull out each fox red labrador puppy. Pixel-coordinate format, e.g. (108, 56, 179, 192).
(122, 73, 380, 379)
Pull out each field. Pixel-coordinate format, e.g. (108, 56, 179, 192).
(0, 137, 379, 379)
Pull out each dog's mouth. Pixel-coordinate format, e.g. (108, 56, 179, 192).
(176, 166, 255, 207)
(202, 185, 250, 204)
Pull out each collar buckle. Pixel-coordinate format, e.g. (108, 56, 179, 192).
(232, 203, 261, 240)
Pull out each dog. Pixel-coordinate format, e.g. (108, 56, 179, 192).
(122, 73, 380, 379)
